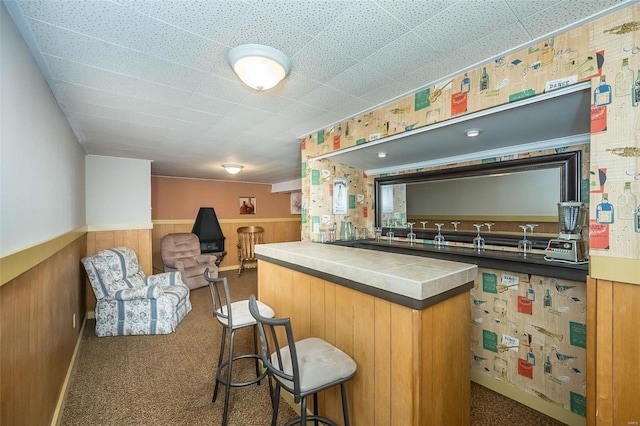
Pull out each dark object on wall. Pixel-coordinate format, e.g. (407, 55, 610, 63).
(192, 207, 225, 252)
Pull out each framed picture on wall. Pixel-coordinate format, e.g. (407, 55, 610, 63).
(239, 197, 256, 214)
(290, 192, 302, 214)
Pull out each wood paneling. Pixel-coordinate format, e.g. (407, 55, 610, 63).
(85, 229, 152, 312)
(588, 277, 640, 426)
(586, 276, 597, 426)
(152, 219, 301, 273)
(0, 236, 86, 426)
(258, 260, 470, 425)
(612, 281, 640, 425)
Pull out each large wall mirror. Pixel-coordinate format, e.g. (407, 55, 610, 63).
(374, 151, 581, 243)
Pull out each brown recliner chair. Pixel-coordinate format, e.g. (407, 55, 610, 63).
(161, 233, 218, 290)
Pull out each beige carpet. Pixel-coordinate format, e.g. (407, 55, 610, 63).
(62, 270, 566, 426)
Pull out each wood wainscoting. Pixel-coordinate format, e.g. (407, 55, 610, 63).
(587, 277, 640, 426)
(85, 229, 152, 313)
(0, 234, 86, 426)
(152, 218, 301, 274)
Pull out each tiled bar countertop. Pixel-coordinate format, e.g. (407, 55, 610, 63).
(255, 241, 477, 309)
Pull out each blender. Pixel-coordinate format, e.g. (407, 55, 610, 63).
(545, 202, 588, 263)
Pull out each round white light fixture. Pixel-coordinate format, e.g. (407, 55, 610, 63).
(378, 152, 387, 158)
(465, 129, 481, 138)
(228, 44, 291, 91)
(222, 164, 244, 174)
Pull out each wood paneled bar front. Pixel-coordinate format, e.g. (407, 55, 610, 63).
(255, 242, 477, 425)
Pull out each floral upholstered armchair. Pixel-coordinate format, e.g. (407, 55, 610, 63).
(82, 247, 192, 337)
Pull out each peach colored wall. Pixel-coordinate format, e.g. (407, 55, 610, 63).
(152, 176, 295, 220)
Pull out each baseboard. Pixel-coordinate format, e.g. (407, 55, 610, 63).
(471, 371, 586, 426)
(51, 316, 87, 426)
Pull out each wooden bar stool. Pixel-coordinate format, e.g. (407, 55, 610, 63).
(237, 226, 264, 276)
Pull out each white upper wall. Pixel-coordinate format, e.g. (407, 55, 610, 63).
(85, 155, 152, 230)
(0, 3, 85, 257)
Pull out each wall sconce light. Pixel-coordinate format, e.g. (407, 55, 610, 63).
(465, 129, 482, 138)
(222, 164, 244, 174)
(228, 44, 291, 91)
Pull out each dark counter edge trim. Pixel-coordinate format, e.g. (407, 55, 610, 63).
(257, 254, 474, 310)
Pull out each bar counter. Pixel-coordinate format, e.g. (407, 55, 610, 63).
(255, 241, 477, 425)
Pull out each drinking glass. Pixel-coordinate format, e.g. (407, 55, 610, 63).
(420, 221, 428, 229)
(407, 222, 416, 244)
(318, 229, 326, 243)
(484, 222, 495, 233)
(386, 231, 394, 242)
(526, 223, 538, 237)
(374, 227, 382, 242)
(518, 225, 532, 256)
(451, 221, 460, 231)
(473, 224, 485, 251)
(434, 223, 445, 247)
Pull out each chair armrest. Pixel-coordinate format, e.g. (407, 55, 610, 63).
(147, 271, 186, 287)
(114, 285, 164, 301)
(163, 259, 178, 268)
(196, 254, 217, 264)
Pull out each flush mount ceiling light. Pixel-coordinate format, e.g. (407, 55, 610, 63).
(465, 129, 482, 138)
(228, 44, 291, 91)
(222, 164, 243, 174)
(377, 152, 387, 158)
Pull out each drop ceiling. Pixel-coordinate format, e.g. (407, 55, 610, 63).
(4, 0, 635, 185)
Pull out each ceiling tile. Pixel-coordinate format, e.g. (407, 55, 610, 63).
(290, 39, 359, 83)
(413, 0, 518, 53)
(313, 1, 410, 61)
(134, 80, 193, 107)
(139, 55, 205, 92)
(325, 63, 393, 98)
(375, 0, 457, 29)
(195, 74, 251, 103)
(54, 81, 135, 111)
(504, 0, 562, 19)
(245, 0, 354, 37)
(130, 98, 183, 118)
(360, 32, 444, 80)
(43, 54, 139, 96)
(140, 17, 224, 72)
(298, 85, 357, 111)
(520, 0, 627, 39)
(186, 94, 238, 116)
(177, 108, 224, 127)
(25, 18, 143, 76)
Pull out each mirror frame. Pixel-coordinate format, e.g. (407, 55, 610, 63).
(374, 151, 581, 241)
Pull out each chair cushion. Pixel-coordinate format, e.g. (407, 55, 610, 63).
(216, 300, 274, 329)
(115, 285, 163, 301)
(177, 257, 199, 268)
(272, 337, 357, 394)
(83, 248, 147, 297)
(161, 233, 202, 262)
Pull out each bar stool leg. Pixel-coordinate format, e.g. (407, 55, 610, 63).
(341, 382, 350, 426)
(271, 383, 281, 426)
(213, 327, 227, 402)
(222, 329, 236, 425)
(253, 325, 261, 384)
(313, 393, 319, 426)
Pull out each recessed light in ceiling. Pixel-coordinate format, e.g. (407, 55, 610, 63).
(465, 129, 481, 138)
(378, 152, 387, 158)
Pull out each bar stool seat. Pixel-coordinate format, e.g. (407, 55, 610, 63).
(205, 269, 275, 425)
